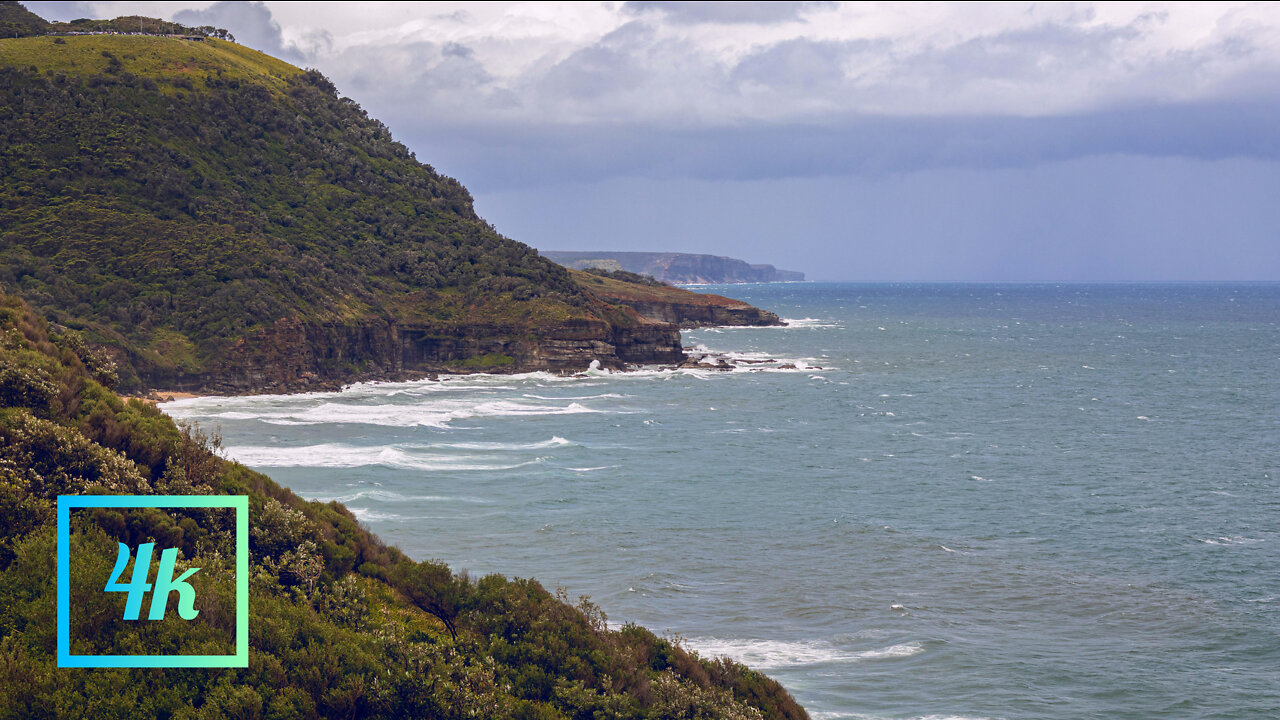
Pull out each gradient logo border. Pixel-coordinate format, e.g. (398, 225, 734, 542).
(57, 495, 249, 668)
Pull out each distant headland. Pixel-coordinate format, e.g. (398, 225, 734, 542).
(543, 251, 805, 285)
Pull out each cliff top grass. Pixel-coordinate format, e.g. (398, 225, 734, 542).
(0, 34, 300, 91)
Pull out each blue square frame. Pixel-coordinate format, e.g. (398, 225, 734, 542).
(57, 495, 249, 668)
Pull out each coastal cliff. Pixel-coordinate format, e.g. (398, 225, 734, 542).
(0, 8, 809, 719)
(0, 32, 782, 395)
(545, 251, 805, 284)
(146, 312, 683, 394)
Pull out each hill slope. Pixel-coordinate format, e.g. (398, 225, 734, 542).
(0, 1, 46, 38)
(0, 33, 686, 394)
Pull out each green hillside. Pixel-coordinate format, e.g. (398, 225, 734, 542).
(0, 30, 671, 393)
(0, 288, 806, 718)
(0, 1, 46, 38)
(0, 7, 808, 718)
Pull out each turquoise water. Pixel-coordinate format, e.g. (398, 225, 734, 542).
(164, 283, 1280, 720)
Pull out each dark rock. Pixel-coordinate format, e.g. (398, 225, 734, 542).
(140, 315, 683, 395)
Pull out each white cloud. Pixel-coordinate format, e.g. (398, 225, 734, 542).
(265, 2, 1280, 122)
(58, 2, 1280, 122)
(23, 1, 1278, 278)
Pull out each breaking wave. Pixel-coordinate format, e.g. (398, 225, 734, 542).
(222, 443, 546, 471)
(684, 637, 925, 669)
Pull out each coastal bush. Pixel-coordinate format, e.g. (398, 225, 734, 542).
(585, 267, 669, 287)
(0, 289, 809, 718)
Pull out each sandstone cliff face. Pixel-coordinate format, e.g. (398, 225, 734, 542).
(143, 315, 683, 394)
(134, 275, 787, 395)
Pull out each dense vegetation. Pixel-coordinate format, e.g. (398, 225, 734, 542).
(0, 30, 607, 391)
(0, 1, 45, 38)
(584, 268, 669, 288)
(0, 7, 807, 716)
(0, 289, 807, 718)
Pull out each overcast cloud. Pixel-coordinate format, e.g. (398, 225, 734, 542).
(26, 1, 1280, 280)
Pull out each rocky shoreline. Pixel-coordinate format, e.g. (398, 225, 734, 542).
(133, 278, 789, 396)
(137, 314, 790, 397)
(136, 316, 678, 396)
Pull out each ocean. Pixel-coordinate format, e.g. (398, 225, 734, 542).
(162, 282, 1280, 720)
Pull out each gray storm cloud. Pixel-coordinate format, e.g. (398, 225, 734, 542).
(24, 0, 1280, 280)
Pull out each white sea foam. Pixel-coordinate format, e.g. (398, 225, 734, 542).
(223, 443, 544, 471)
(781, 317, 839, 328)
(158, 371, 603, 414)
(348, 508, 406, 521)
(521, 392, 629, 400)
(684, 637, 924, 669)
(309, 489, 488, 504)
(707, 317, 838, 329)
(441, 436, 576, 451)
(808, 707, 998, 712)
(854, 642, 926, 659)
(157, 346, 819, 420)
(682, 344, 827, 372)
(174, 398, 602, 428)
(1199, 535, 1265, 546)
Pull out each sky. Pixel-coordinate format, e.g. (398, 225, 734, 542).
(27, 1, 1280, 281)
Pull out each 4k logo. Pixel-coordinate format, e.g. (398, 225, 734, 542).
(57, 495, 249, 668)
(105, 542, 201, 621)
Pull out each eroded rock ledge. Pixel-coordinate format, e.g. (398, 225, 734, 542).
(140, 314, 684, 395)
(135, 277, 784, 396)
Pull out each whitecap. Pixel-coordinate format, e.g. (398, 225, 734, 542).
(522, 393, 629, 400)
(853, 642, 926, 660)
(348, 508, 405, 521)
(222, 443, 544, 472)
(309, 489, 487, 504)
(780, 317, 839, 328)
(441, 436, 576, 451)
(683, 637, 925, 669)
(203, 399, 603, 428)
(1199, 536, 1265, 546)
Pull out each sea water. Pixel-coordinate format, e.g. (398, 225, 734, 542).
(163, 283, 1280, 720)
